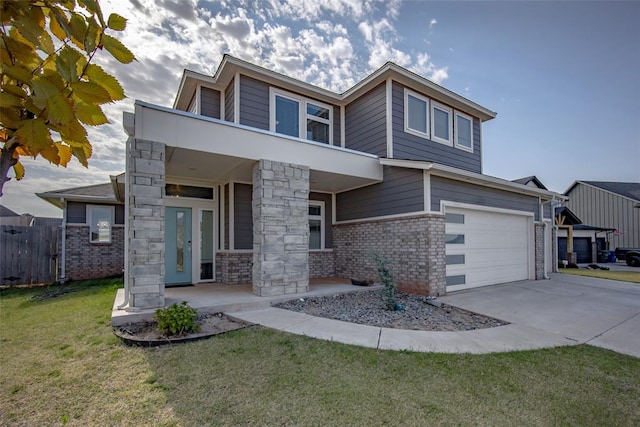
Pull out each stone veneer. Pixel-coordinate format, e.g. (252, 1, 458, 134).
(333, 214, 446, 296)
(126, 139, 165, 310)
(252, 160, 310, 296)
(534, 222, 545, 280)
(309, 250, 336, 278)
(216, 252, 253, 284)
(64, 225, 124, 280)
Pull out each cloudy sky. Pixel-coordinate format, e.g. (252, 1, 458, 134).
(3, 0, 639, 217)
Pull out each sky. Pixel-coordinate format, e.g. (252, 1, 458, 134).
(2, 0, 639, 218)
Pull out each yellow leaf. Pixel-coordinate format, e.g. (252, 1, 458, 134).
(107, 13, 127, 31)
(84, 64, 125, 100)
(0, 84, 28, 98)
(0, 92, 23, 107)
(84, 17, 101, 53)
(71, 144, 91, 167)
(56, 142, 72, 167)
(40, 143, 61, 164)
(75, 100, 109, 126)
(15, 118, 54, 151)
(69, 13, 88, 50)
(101, 34, 135, 64)
(56, 117, 89, 146)
(13, 161, 25, 181)
(48, 9, 69, 41)
(47, 93, 74, 126)
(70, 81, 112, 104)
(2, 65, 34, 86)
(14, 15, 55, 55)
(55, 46, 83, 83)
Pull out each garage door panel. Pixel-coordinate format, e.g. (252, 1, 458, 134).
(446, 207, 531, 291)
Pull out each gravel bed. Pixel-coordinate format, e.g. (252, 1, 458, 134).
(275, 289, 509, 331)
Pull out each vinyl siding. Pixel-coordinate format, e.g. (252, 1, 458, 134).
(224, 78, 234, 122)
(224, 183, 229, 250)
(344, 82, 387, 156)
(200, 87, 220, 118)
(336, 166, 424, 221)
(333, 106, 341, 146)
(392, 82, 482, 173)
(66, 202, 124, 224)
(310, 192, 333, 248)
(233, 183, 253, 250)
(431, 176, 540, 220)
(565, 183, 640, 248)
(239, 75, 269, 130)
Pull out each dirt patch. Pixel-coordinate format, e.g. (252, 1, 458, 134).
(114, 313, 251, 346)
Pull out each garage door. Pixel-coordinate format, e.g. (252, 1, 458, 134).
(445, 207, 532, 291)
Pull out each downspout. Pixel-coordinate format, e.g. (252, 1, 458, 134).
(60, 197, 67, 283)
(539, 197, 556, 280)
(117, 134, 132, 310)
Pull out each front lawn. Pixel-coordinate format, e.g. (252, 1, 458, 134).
(560, 268, 640, 284)
(1, 279, 639, 425)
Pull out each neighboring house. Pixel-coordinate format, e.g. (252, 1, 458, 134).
(555, 206, 615, 264)
(0, 204, 62, 227)
(511, 175, 548, 190)
(113, 54, 565, 310)
(37, 176, 125, 281)
(564, 181, 640, 250)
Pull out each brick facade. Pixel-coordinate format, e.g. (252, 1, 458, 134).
(309, 250, 336, 278)
(216, 252, 253, 284)
(333, 214, 446, 296)
(63, 225, 124, 280)
(252, 160, 310, 296)
(126, 139, 166, 310)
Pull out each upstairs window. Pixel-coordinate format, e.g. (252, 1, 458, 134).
(431, 101, 453, 145)
(455, 111, 473, 152)
(271, 88, 332, 144)
(87, 205, 113, 243)
(404, 89, 429, 137)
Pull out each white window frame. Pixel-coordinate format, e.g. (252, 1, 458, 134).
(404, 88, 430, 138)
(430, 100, 453, 146)
(269, 88, 333, 145)
(454, 110, 474, 153)
(87, 204, 114, 244)
(308, 200, 325, 250)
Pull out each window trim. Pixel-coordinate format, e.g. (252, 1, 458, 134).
(454, 110, 474, 153)
(430, 100, 453, 146)
(308, 200, 325, 250)
(404, 88, 430, 138)
(269, 88, 333, 145)
(86, 204, 114, 244)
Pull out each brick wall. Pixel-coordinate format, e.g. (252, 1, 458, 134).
(216, 252, 253, 284)
(333, 214, 446, 296)
(309, 250, 336, 278)
(64, 225, 124, 280)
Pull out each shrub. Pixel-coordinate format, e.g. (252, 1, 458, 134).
(154, 301, 200, 336)
(371, 251, 398, 310)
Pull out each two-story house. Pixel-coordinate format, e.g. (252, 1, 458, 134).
(117, 55, 563, 310)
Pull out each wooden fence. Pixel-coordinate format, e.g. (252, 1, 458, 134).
(0, 225, 60, 286)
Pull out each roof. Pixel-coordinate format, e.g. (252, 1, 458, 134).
(565, 181, 640, 202)
(0, 204, 19, 217)
(37, 175, 124, 209)
(555, 206, 582, 225)
(174, 54, 497, 122)
(511, 176, 548, 190)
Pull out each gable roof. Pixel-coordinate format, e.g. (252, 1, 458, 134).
(37, 175, 124, 209)
(565, 181, 640, 202)
(511, 176, 548, 190)
(174, 54, 497, 122)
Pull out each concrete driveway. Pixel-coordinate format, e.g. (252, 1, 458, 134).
(441, 273, 640, 358)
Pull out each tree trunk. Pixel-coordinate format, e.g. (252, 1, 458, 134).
(0, 143, 18, 198)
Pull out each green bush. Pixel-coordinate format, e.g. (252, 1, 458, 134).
(154, 301, 200, 336)
(371, 251, 397, 310)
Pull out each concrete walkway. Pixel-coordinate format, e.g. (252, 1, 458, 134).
(230, 273, 640, 356)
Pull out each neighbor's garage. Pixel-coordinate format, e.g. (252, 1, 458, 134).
(445, 206, 532, 291)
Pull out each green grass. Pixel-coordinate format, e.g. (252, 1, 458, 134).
(560, 268, 640, 283)
(1, 279, 639, 426)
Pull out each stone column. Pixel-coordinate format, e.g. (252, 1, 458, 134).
(127, 139, 165, 310)
(252, 160, 309, 296)
(534, 222, 545, 279)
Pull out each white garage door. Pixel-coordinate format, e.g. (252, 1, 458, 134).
(445, 206, 532, 291)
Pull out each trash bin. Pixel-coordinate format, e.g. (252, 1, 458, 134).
(608, 251, 617, 263)
(597, 251, 608, 263)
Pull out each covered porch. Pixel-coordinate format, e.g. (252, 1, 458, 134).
(111, 278, 381, 326)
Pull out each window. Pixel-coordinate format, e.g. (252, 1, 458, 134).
(445, 213, 465, 224)
(271, 89, 332, 144)
(431, 101, 453, 145)
(308, 201, 324, 250)
(455, 111, 473, 152)
(87, 205, 114, 243)
(165, 184, 214, 199)
(404, 89, 429, 137)
(445, 234, 465, 244)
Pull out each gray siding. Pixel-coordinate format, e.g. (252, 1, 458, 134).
(566, 184, 640, 248)
(200, 87, 220, 119)
(345, 82, 387, 156)
(224, 183, 229, 250)
(239, 75, 269, 130)
(431, 176, 540, 220)
(392, 82, 482, 173)
(332, 105, 341, 146)
(233, 183, 253, 250)
(224, 78, 234, 122)
(336, 166, 424, 221)
(66, 201, 124, 224)
(310, 192, 333, 248)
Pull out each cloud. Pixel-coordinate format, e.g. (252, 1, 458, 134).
(429, 18, 437, 29)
